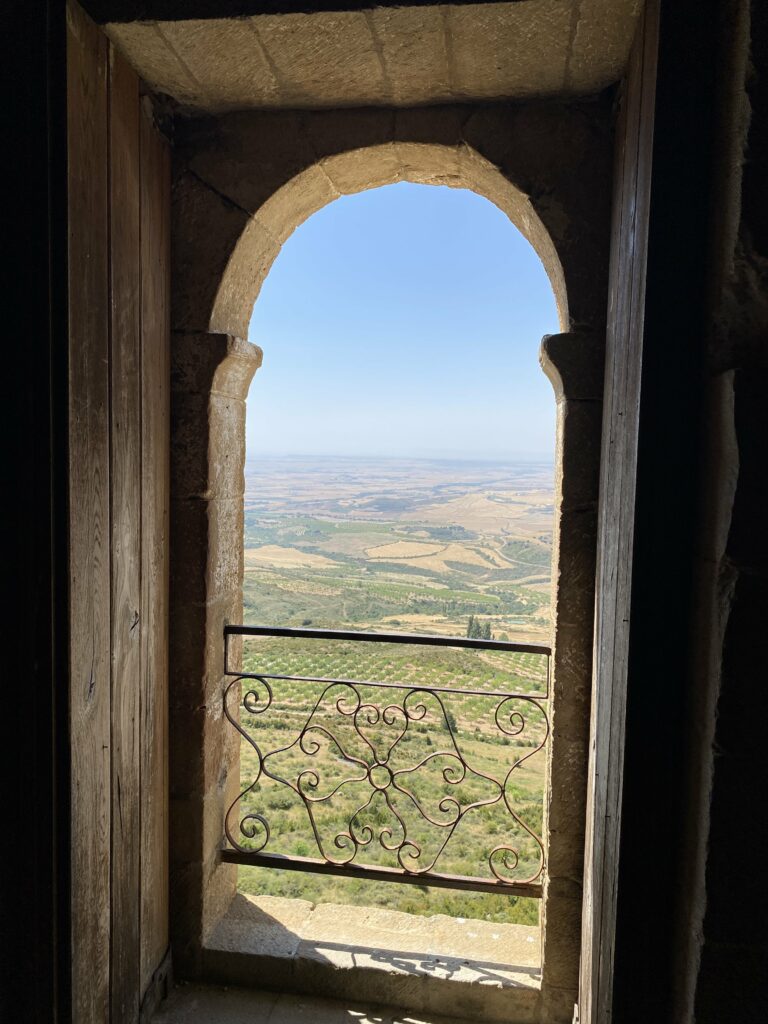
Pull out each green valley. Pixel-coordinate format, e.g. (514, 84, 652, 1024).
(236, 456, 554, 925)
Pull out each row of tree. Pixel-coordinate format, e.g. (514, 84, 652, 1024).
(466, 614, 494, 640)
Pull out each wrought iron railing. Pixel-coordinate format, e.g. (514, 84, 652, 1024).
(222, 625, 550, 898)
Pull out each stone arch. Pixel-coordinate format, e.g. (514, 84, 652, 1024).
(209, 141, 569, 340)
(171, 104, 612, 344)
(169, 104, 608, 1020)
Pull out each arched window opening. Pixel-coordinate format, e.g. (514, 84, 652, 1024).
(230, 183, 559, 949)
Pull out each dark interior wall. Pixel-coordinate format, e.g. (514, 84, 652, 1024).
(690, 0, 768, 1018)
(66, 2, 171, 1020)
(612, 0, 768, 1021)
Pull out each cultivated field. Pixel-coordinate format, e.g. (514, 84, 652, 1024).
(236, 456, 554, 925)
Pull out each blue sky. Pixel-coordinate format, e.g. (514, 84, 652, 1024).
(247, 183, 559, 461)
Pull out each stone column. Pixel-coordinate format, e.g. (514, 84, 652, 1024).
(538, 332, 604, 1023)
(168, 331, 262, 976)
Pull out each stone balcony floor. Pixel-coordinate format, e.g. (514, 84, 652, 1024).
(187, 894, 541, 1022)
(152, 983, 478, 1024)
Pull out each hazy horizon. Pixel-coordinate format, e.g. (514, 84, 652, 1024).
(244, 451, 555, 465)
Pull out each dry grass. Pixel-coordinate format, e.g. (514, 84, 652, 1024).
(367, 541, 496, 573)
(365, 540, 446, 559)
(410, 492, 553, 538)
(245, 545, 339, 569)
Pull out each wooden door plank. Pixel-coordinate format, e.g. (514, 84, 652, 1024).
(139, 104, 171, 994)
(109, 44, 143, 1024)
(597, 25, 659, 1023)
(66, 4, 111, 1020)
(580, 34, 638, 1013)
(580, 3, 659, 1022)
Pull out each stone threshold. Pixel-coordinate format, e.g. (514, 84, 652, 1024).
(200, 895, 541, 1023)
(152, 981, 481, 1024)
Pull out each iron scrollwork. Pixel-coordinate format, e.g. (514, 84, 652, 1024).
(223, 638, 549, 893)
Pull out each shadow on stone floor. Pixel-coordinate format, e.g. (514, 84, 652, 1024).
(206, 893, 541, 986)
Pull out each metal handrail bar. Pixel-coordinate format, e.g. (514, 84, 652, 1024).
(229, 671, 545, 702)
(224, 623, 551, 677)
(220, 848, 543, 898)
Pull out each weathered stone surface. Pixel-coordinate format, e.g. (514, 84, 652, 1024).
(447, 2, 572, 100)
(210, 219, 280, 339)
(170, 862, 207, 974)
(168, 638, 237, 791)
(303, 108, 396, 160)
(395, 141, 461, 187)
(169, 330, 258, 972)
(168, 702, 206, 798)
(292, 952, 539, 1023)
(152, 982, 278, 1024)
(208, 397, 248, 500)
(201, 893, 542, 1019)
(104, 21, 203, 107)
(558, 401, 604, 511)
(169, 498, 243, 609)
(150, 982, 491, 1024)
(553, 507, 600, 609)
(201, 947, 297, 998)
(371, 8, 451, 106)
(212, 338, 263, 399)
(541, 332, 605, 402)
(161, 20, 281, 112)
(541, 893, 582, 989)
(548, 634, 593, 731)
(258, 164, 340, 245)
(547, 737, 590, 838)
(170, 792, 230, 869)
(394, 107, 466, 150)
(203, 856, 239, 947)
(264, 989, 475, 1024)
(567, 0, 644, 93)
(538, 982, 579, 1024)
(169, 497, 210, 605)
(254, 12, 386, 107)
(204, 496, 246, 597)
(171, 171, 251, 333)
(169, 393, 211, 499)
(321, 144, 402, 197)
(181, 111, 316, 219)
(107, 2, 640, 113)
(307, 901, 540, 970)
(208, 893, 312, 958)
(172, 334, 262, 398)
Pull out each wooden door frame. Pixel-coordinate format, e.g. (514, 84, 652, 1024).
(579, 3, 659, 1021)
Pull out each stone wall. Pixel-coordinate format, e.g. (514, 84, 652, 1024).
(684, 2, 768, 1018)
(168, 96, 614, 1023)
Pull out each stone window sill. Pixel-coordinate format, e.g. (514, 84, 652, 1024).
(199, 894, 541, 1023)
